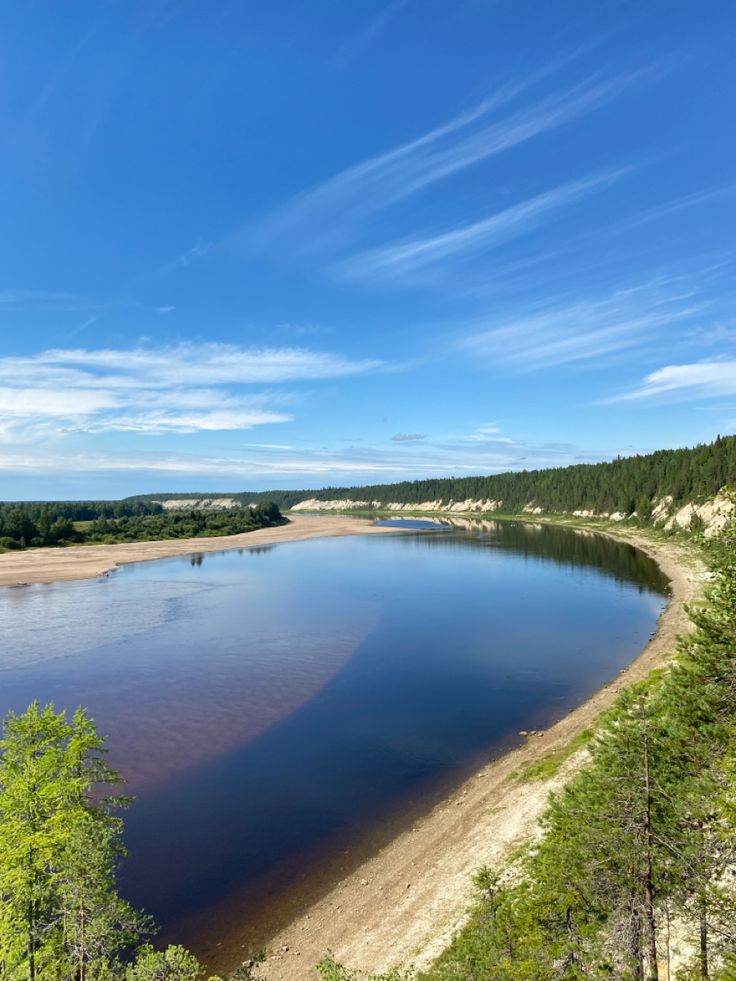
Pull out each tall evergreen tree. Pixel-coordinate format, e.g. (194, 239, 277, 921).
(0, 704, 143, 980)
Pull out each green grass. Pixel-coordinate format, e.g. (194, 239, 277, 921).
(515, 728, 595, 783)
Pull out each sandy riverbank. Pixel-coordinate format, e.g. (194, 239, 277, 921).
(255, 527, 707, 980)
(0, 514, 399, 587)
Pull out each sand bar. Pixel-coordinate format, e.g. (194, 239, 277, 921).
(0, 514, 400, 588)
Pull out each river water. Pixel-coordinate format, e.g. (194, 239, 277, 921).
(0, 519, 669, 966)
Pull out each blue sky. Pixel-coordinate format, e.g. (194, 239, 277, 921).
(1, 0, 735, 499)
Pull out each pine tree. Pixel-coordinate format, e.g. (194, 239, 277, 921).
(0, 704, 145, 980)
(125, 944, 204, 980)
(57, 810, 146, 980)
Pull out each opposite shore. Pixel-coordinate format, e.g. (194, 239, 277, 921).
(0, 513, 402, 587)
(0, 513, 709, 979)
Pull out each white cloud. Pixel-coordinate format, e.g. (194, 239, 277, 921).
(23, 342, 381, 386)
(457, 283, 705, 371)
(0, 342, 381, 440)
(0, 408, 647, 486)
(453, 423, 514, 444)
(66, 408, 290, 436)
(333, 0, 411, 67)
(0, 289, 91, 312)
(0, 387, 121, 418)
(155, 241, 216, 278)
(253, 68, 648, 258)
(611, 360, 736, 402)
(609, 184, 736, 234)
(338, 172, 624, 282)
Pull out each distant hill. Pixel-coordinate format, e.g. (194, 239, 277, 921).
(126, 435, 736, 528)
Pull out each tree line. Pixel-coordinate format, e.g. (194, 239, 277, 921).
(0, 500, 162, 550)
(126, 435, 736, 519)
(323, 523, 736, 978)
(0, 502, 284, 551)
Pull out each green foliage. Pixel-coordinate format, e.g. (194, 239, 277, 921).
(0, 501, 284, 551)
(636, 495, 653, 525)
(0, 703, 147, 980)
(516, 729, 594, 783)
(81, 501, 284, 545)
(317, 954, 414, 980)
(0, 702, 262, 980)
(126, 944, 204, 980)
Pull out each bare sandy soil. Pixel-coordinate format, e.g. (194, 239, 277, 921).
(0, 514, 398, 587)
(256, 529, 707, 981)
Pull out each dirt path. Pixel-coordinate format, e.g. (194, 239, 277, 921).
(256, 530, 707, 980)
(0, 514, 399, 587)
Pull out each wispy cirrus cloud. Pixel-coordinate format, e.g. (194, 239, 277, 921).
(0, 342, 381, 389)
(337, 171, 625, 283)
(0, 289, 94, 312)
(608, 184, 736, 235)
(0, 290, 182, 336)
(449, 423, 515, 445)
(252, 66, 650, 260)
(610, 360, 736, 403)
(0, 342, 382, 441)
(457, 281, 706, 372)
(332, 0, 412, 68)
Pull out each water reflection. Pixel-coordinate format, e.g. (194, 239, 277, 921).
(374, 518, 449, 531)
(378, 518, 670, 593)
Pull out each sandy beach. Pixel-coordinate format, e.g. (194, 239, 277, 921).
(0, 514, 400, 587)
(254, 528, 706, 980)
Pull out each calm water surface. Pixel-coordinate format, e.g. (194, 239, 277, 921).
(0, 520, 668, 966)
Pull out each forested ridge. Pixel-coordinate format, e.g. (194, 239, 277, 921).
(9, 438, 733, 530)
(4, 437, 733, 550)
(277, 435, 736, 513)
(129, 435, 736, 515)
(0, 500, 284, 551)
